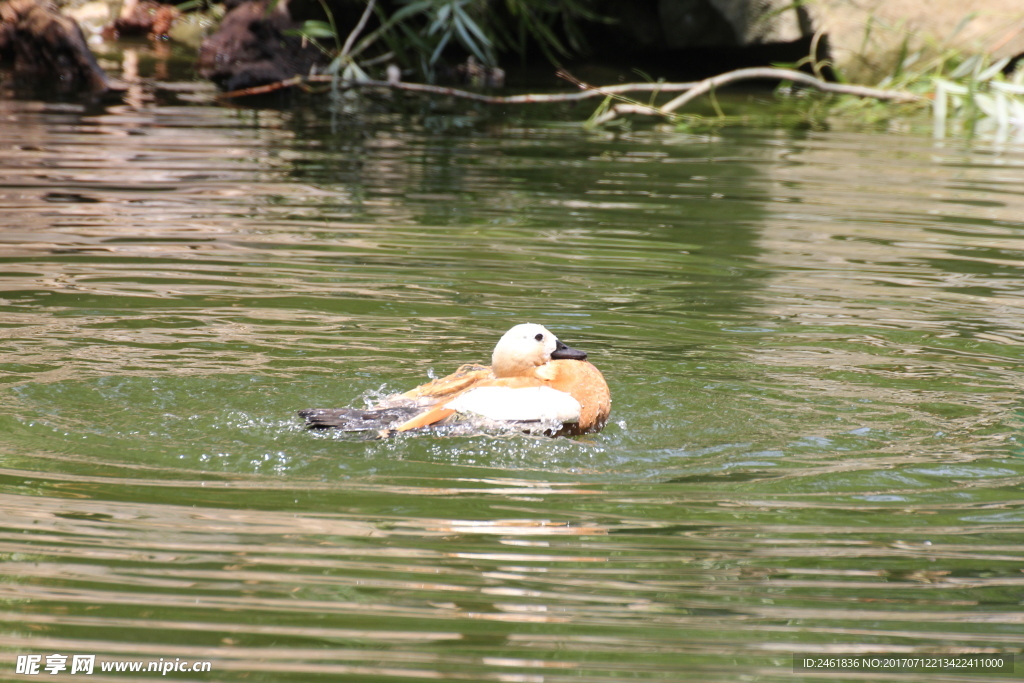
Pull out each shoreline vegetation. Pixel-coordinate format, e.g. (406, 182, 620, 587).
(216, 58, 1024, 142)
(210, 0, 1024, 139)
(2, 0, 1023, 138)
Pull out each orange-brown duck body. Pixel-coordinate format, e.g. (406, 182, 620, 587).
(299, 323, 611, 435)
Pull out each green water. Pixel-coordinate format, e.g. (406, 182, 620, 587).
(1, 96, 1023, 681)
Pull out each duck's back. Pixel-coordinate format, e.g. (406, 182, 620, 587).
(400, 364, 493, 403)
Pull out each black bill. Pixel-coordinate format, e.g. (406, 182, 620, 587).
(550, 338, 588, 361)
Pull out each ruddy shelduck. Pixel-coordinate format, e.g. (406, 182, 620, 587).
(299, 323, 611, 435)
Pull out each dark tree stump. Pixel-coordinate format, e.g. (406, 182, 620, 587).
(197, 0, 327, 92)
(0, 0, 115, 93)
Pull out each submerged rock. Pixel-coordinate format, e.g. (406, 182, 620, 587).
(804, 0, 1024, 84)
(678, 0, 1024, 82)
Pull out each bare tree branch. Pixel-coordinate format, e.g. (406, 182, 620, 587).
(218, 66, 924, 124)
(661, 67, 920, 112)
(587, 67, 922, 125)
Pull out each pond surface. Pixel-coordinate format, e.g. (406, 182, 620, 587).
(1, 93, 1023, 681)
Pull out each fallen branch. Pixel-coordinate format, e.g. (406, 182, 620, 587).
(220, 76, 305, 99)
(220, 74, 701, 102)
(217, 66, 924, 124)
(585, 67, 924, 125)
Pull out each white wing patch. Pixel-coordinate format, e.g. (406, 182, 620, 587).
(447, 386, 581, 423)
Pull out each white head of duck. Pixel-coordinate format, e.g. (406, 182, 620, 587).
(298, 323, 611, 436)
(490, 323, 589, 377)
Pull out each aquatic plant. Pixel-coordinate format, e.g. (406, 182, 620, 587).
(922, 54, 1024, 139)
(755, 19, 1024, 140)
(568, 41, 1024, 141)
(289, 0, 599, 85)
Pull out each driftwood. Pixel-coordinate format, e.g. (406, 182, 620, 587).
(217, 65, 923, 123)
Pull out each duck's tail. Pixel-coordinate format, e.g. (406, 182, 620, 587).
(298, 406, 422, 431)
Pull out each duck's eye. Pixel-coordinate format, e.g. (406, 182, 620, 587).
(534, 333, 544, 342)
